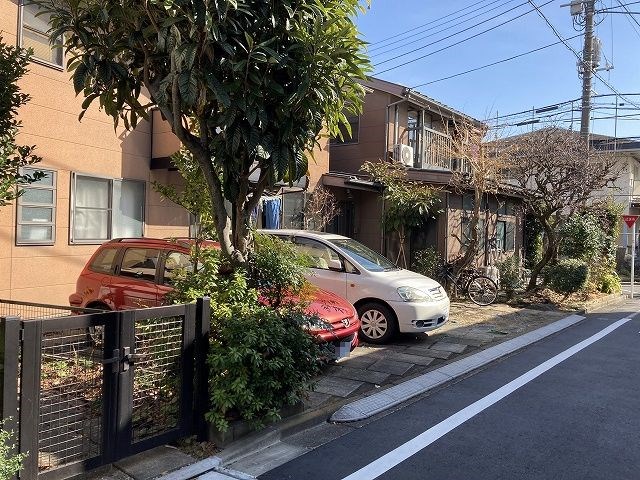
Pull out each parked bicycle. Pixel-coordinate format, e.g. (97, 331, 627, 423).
(435, 262, 498, 306)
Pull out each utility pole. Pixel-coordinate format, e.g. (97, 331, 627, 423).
(580, 0, 595, 140)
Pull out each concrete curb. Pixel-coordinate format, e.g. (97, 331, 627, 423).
(329, 313, 586, 423)
(155, 457, 256, 480)
(580, 293, 625, 314)
(155, 457, 220, 479)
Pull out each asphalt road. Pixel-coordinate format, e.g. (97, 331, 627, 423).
(259, 306, 640, 480)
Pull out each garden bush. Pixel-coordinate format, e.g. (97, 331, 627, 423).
(547, 259, 590, 295)
(168, 234, 325, 432)
(0, 422, 25, 480)
(598, 272, 622, 294)
(496, 254, 523, 296)
(586, 257, 620, 294)
(247, 233, 311, 307)
(559, 214, 606, 261)
(205, 272, 322, 431)
(557, 205, 623, 294)
(411, 247, 442, 279)
(524, 214, 543, 270)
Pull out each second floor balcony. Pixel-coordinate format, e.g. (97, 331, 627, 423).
(402, 126, 470, 173)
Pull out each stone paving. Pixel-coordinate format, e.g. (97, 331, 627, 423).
(304, 301, 568, 410)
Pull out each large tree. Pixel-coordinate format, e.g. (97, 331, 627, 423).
(39, 0, 370, 261)
(446, 121, 503, 278)
(0, 37, 41, 206)
(502, 127, 619, 290)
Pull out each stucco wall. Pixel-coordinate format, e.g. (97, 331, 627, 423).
(0, 0, 190, 304)
(329, 90, 389, 174)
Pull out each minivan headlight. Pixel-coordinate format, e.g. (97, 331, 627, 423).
(397, 286, 433, 303)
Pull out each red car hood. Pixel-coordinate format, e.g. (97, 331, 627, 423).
(302, 288, 357, 326)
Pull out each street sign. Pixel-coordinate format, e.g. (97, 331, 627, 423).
(623, 215, 639, 228)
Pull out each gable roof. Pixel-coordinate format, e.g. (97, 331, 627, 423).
(362, 77, 484, 128)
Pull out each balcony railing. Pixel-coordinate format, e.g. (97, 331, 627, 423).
(419, 127, 452, 170)
(416, 128, 470, 173)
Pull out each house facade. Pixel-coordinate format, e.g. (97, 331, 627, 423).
(0, 0, 328, 304)
(590, 136, 640, 261)
(322, 77, 524, 268)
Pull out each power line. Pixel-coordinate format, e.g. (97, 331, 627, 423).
(369, 0, 510, 52)
(526, 0, 640, 109)
(490, 104, 640, 129)
(484, 93, 640, 122)
(370, 0, 522, 58)
(368, 0, 499, 47)
(616, 0, 640, 34)
(374, 1, 536, 67)
(375, 0, 555, 74)
(410, 35, 581, 88)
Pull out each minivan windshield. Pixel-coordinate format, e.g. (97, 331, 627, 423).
(329, 238, 399, 272)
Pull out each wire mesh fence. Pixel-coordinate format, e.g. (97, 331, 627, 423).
(38, 326, 104, 471)
(132, 316, 184, 443)
(0, 298, 106, 320)
(2, 299, 206, 479)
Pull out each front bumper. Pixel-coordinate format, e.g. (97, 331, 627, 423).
(389, 298, 450, 333)
(313, 318, 360, 344)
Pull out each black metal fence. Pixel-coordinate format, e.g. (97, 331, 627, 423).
(0, 298, 106, 319)
(0, 298, 210, 480)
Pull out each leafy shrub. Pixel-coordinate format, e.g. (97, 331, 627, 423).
(205, 272, 322, 432)
(411, 247, 442, 279)
(560, 214, 605, 261)
(547, 259, 590, 295)
(248, 233, 311, 307)
(168, 234, 324, 432)
(0, 422, 25, 480)
(524, 214, 543, 270)
(497, 254, 523, 295)
(558, 206, 623, 294)
(598, 272, 622, 294)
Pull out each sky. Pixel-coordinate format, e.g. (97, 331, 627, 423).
(354, 0, 640, 138)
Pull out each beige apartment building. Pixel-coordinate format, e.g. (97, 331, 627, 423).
(0, 0, 328, 304)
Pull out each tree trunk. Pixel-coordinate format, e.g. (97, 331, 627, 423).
(526, 220, 557, 291)
(396, 227, 407, 268)
(453, 190, 483, 278)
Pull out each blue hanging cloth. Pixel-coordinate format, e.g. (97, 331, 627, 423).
(264, 197, 281, 229)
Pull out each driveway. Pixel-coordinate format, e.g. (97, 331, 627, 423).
(307, 302, 568, 409)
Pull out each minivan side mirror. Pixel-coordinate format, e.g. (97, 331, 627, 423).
(327, 259, 344, 272)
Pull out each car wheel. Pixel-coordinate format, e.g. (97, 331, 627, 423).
(357, 302, 398, 344)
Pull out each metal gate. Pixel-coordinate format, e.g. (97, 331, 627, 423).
(1, 300, 209, 480)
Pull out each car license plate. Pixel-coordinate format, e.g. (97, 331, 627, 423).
(333, 338, 352, 360)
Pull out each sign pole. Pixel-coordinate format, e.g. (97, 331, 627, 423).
(633, 222, 636, 299)
(622, 215, 639, 299)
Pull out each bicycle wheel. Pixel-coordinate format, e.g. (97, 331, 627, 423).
(466, 275, 498, 306)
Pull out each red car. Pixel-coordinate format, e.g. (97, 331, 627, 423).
(69, 238, 359, 354)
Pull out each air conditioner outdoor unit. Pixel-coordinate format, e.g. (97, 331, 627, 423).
(394, 144, 414, 167)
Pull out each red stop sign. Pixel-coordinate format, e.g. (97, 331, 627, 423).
(623, 215, 639, 228)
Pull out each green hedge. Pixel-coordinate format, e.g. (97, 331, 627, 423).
(547, 259, 590, 295)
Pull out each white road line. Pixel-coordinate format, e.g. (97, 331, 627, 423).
(341, 317, 633, 480)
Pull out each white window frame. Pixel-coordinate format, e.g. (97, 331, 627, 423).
(70, 173, 146, 244)
(16, 168, 57, 245)
(18, 1, 64, 69)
